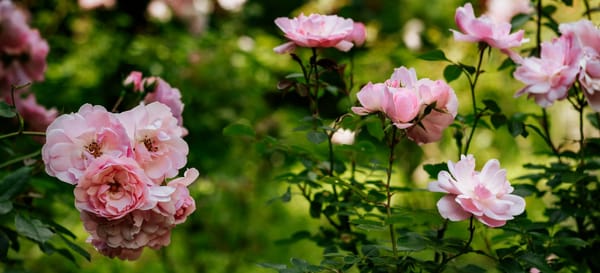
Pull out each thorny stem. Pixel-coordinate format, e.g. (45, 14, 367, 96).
(463, 45, 486, 155)
(385, 126, 400, 264)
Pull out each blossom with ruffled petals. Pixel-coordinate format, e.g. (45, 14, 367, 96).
(81, 209, 175, 258)
(331, 128, 356, 145)
(16, 93, 58, 134)
(274, 13, 362, 53)
(428, 155, 526, 227)
(117, 102, 189, 183)
(351, 82, 387, 115)
(155, 168, 198, 224)
(41, 104, 132, 184)
(560, 20, 600, 111)
(452, 3, 528, 50)
(513, 34, 581, 107)
(74, 156, 174, 220)
(143, 77, 185, 127)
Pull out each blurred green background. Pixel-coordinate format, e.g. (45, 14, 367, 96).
(4, 0, 592, 272)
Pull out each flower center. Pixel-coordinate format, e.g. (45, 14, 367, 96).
(143, 136, 158, 152)
(108, 181, 121, 193)
(85, 141, 103, 158)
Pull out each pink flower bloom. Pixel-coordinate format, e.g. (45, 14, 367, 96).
(78, 0, 115, 10)
(0, 1, 49, 96)
(513, 34, 581, 107)
(382, 85, 420, 129)
(274, 13, 359, 53)
(143, 77, 185, 127)
(15, 93, 58, 135)
(90, 239, 143, 260)
(351, 82, 387, 115)
(42, 104, 132, 184)
(349, 22, 367, 47)
(123, 71, 144, 92)
(81, 209, 175, 260)
(117, 102, 189, 183)
(529, 268, 541, 273)
(560, 20, 600, 111)
(451, 3, 528, 50)
(155, 168, 198, 224)
(484, 0, 533, 24)
(428, 155, 526, 227)
(74, 156, 174, 220)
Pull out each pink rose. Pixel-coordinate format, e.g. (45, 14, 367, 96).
(351, 82, 387, 115)
(274, 13, 358, 53)
(560, 20, 600, 111)
(382, 85, 420, 129)
(0, 1, 30, 54)
(123, 71, 144, 92)
(42, 104, 132, 184)
(143, 77, 185, 127)
(407, 79, 458, 144)
(155, 168, 198, 224)
(15, 93, 58, 134)
(484, 0, 533, 24)
(81, 209, 175, 259)
(428, 155, 526, 227)
(349, 22, 367, 47)
(117, 102, 189, 183)
(451, 3, 528, 50)
(513, 34, 581, 107)
(74, 156, 174, 220)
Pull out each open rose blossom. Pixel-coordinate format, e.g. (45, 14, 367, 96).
(155, 168, 198, 224)
(513, 34, 581, 107)
(0, 1, 49, 97)
(428, 155, 526, 227)
(559, 20, 600, 111)
(352, 66, 457, 144)
(142, 76, 185, 127)
(451, 3, 527, 52)
(74, 156, 174, 220)
(117, 102, 189, 183)
(274, 13, 366, 53)
(41, 104, 132, 184)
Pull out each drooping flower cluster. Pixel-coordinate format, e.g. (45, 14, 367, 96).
(428, 155, 525, 227)
(514, 19, 600, 110)
(41, 100, 195, 260)
(273, 13, 366, 54)
(352, 66, 458, 144)
(0, 0, 55, 133)
(452, 2, 528, 57)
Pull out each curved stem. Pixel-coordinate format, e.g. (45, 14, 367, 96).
(578, 97, 586, 168)
(0, 130, 46, 141)
(463, 46, 486, 155)
(385, 126, 399, 263)
(536, 0, 542, 56)
(436, 216, 476, 272)
(311, 47, 320, 117)
(584, 0, 592, 20)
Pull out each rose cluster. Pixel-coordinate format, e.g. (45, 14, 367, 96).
(513, 19, 600, 110)
(0, 0, 56, 133)
(352, 66, 458, 144)
(41, 95, 195, 259)
(273, 13, 366, 54)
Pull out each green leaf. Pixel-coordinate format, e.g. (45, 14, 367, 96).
(222, 123, 255, 137)
(554, 237, 587, 248)
(0, 200, 13, 214)
(497, 57, 515, 71)
(14, 214, 54, 243)
(418, 49, 450, 62)
(508, 119, 525, 137)
(519, 252, 555, 273)
(365, 117, 384, 141)
(396, 232, 427, 252)
(309, 200, 322, 218)
(268, 187, 292, 204)
(497, 258, 524, 273)
(306, 130, 328, 144)
(443, 64, 462, 83)
(587, 113, 600, 130)
(0, 231, 9, 259)
(482, 99, 501, 113)
(491, 113, 507, 129)
(60, 235, 91, 261)
(343, 255, 360, 265)
(0, 167, 31, 201)
(510, 14, 531, 30)
(460, 264, 487, 273)
(257, 263, 287, 270)
(423, 163, 448, 179)
(0, 102, 16, 118)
